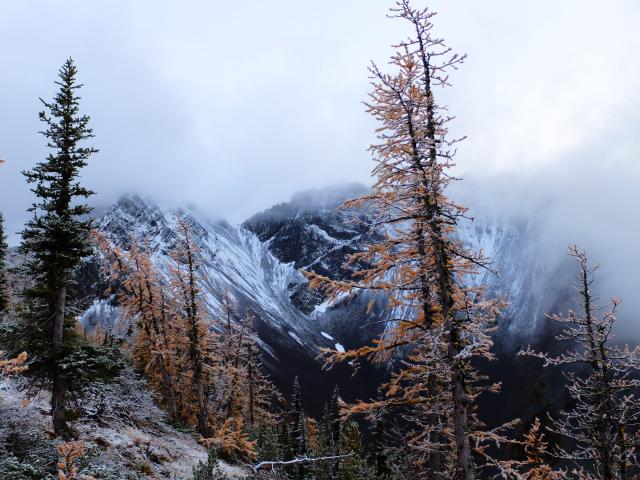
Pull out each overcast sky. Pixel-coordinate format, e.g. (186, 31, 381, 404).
(1, 1, 640, 327)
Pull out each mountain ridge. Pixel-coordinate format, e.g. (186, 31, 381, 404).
(78, 184, 570, 413)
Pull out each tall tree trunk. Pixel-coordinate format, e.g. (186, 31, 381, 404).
(183, 226, 211, 436)
(597, 377, 613, 480)
(190, 317, 210, 436)
(406, 87, 446, 480)
(52, 285, 69, 438)
(430, 212, 474, 479)
(581, 261, 614, 480)
(448, 330, 474, 480)
(52, 285, 66, 344)
(247, 347, 255, 427)
(52, 368, 69, 438)
(157, 355, 178, 421)
(196, 379, 210, 436)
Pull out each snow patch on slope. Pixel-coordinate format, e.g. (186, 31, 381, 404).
(88, 195, 324, 362)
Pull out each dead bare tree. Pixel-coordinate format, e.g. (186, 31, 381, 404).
(520, 246, 640, 479)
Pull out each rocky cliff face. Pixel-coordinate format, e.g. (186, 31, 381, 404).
(243, 184, 378, 314)
(244, 184, 567, 348)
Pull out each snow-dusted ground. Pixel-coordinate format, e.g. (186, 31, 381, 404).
(0, 372, 247, 479)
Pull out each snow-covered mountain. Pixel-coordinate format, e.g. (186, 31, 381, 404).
(82, 195, 325, 385)
(243, 184, 566, 344)
(80, 184, 569, 408)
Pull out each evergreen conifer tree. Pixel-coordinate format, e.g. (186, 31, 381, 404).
(338, 421, 373, 480)
(327, 386, 341, 456)
(191, 450, 231, 480)
(313, 407, 333, 480)
(325, 386, 343, 479)
(18, 58, 99, 437)
(313, 387, 342, 480)
(372, 419, 391, 479)
(0, 213, 10, 315)
(278, 419, 294, 465)
(256, 422, 281, 463)
(290, 377, 308, 479)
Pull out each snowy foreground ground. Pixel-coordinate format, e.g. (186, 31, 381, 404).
(0, 371, 246, 479)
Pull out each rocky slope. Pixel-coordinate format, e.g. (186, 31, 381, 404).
(0, 368, 251, 479)
(244, 184, 567, 346)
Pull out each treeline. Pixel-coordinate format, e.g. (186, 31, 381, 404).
(192, 382, 385, 480)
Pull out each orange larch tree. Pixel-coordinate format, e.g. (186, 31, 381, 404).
(93, 232, 180, 421)
(169, 218, 214, 436)
(95, 226, 279, 461)
(219, 306, 280, 427)
(306, 2, 512, 478)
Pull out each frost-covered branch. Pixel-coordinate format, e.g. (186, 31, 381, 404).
(244, 453, 353, 473)
(519, 245, 640, 478)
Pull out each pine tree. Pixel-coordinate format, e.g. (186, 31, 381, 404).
(307, 2, 510, 478)
(372, 419, 391, 479)
(278, 419, 294, 465)
(520, 246, 640, 479)
(19, 58, 98, 437)
(0, 213, 10, 315)
(290, 377, 308, 480)
(312, 412, 330, 480)
(338, 421, 373, 480)
(313, 387, 342, 480)
(256, 422, 281, 463)
(327, 386, 341, 456)
(191, 450, 231, 480)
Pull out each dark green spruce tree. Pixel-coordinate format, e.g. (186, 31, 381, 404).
(18, 58, 111, 438)
(338, 421, 373, 480)
(0, 213, 10, 315)
(315, 385, 342, 480)
(255, 422, 281, 463)
(326, 386, 341, 454)
(191, 450, 230, 480)
(289, 376, 309, 480)
(372, 419, 391, 479)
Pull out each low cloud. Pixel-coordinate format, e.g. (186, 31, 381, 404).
(1, 1, 638, 337)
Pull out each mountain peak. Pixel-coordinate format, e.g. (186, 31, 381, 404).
(289, 182, 369, 210)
